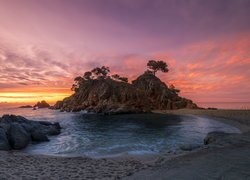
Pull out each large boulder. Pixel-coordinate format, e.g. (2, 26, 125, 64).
(30, 129, 49, 141)
(0, 128, 11, 150)
(0, 114, 61, 150)
(8, 123, 31, 150)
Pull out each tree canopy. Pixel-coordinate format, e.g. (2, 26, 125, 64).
(91, 66, 110, 77)
(72, 60, 169, 92)
(71, 66, 129, 91)
(169, 84, 180, 94)
(111, 74, 128, 83)
(147, 60, 169, 75)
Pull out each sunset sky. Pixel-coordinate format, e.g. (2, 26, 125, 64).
(0, 0, 250, 105)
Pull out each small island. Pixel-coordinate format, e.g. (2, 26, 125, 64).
(53, 60, 198, 114)
(19, 105, 33, 108)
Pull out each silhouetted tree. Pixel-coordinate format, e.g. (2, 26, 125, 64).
(169, 84, 180, 94)
(83, 71, 92, 80)
(119, 77, 128, 83)
(147, 60, 169, 75)
(101, 66, 110, 76)
(111, 74, 128, 83)
(71, 76, 83, 91)
(111, 74, 120, 80)
(91, 66, 110, 78)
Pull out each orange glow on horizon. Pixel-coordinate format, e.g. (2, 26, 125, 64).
(0, 87, 72, 104)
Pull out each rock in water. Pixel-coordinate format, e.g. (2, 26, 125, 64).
(30, 129, 49, 141)
(204, 131, 230, 145)
(53, 72, 198, 114)
(0, 128, 11, 150)
(0, 114, 61, 150)
(180, 144, 200, 151)
(34, 100, 51, 108)
(204, 131, 250, 146)
(8, 123, 31, 149)
(19, 105, 33, 108)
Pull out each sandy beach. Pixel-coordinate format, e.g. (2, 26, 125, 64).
(0, 151, 155, 179)
(0, 109, 250, 180)
(126, 109, 250, 180)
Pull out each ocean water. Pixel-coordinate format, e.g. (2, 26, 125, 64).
(0, 107, 240, 158)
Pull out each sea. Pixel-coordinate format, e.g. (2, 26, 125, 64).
(0, 104, 241, 158)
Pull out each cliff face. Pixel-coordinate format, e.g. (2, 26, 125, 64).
(53, 73, 198, 114)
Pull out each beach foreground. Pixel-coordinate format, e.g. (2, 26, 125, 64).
(0, 151, 153, 179)
(0, 109, 250, 179)
(125, 142, 250, 180)
(126, 109, 250, 180)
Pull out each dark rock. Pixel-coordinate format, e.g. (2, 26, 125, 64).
(204, 131, 230, 145)
(31, 130, 49, 141)
(34, 100, 50, 108)
(46, 125, 61, 135)
(8, 123, 31, 150)
(0, 128, 11, 150)
(204, 131, 250, 146)
(38, 121, 53, 126)
(1, 114, 28, 123)
(19, 105, 33, 108)
(53, 122, 61, 130)
(0, 123, 11, 133)
(0, 114, 61, 150)
(180, 144, 200, 151)
(207, 107, 218, 110)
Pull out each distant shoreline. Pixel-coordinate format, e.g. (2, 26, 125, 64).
(154, 109, 250, 133)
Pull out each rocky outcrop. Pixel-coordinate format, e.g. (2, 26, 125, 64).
(0, 128, 10, 150)
(34, 100, 51, 108)
(19, 105, 33, 108)
(0, 114, 61, 150)
(53, 72, 198, 114)
(204, 131, 250, 147)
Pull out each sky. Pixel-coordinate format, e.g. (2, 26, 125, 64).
(0, 0, 250, 105)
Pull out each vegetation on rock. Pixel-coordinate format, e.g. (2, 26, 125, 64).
(53, 60, 198, 114)
(147, 60, 169, 75)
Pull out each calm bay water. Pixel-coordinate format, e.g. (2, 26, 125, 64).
(0, 107, 240, 158)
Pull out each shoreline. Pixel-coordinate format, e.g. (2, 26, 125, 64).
(154, 109, 250, 133)
(126, 109, 250, 179)
(1, 109, 250, 179)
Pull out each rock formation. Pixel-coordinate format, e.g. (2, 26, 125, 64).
(0, 114, 61, 150)
(19, 105, 33, 108)
(53, 71, 198, 114)
(204, 131, 250, 146)
(34, 100, 51, 108)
